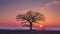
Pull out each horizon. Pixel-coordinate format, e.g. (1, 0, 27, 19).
(0, 27, 60, 31)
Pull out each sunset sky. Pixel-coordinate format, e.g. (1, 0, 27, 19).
(0, 0, 60, 29)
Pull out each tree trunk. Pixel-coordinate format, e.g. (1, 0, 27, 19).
(30, 22, 32, 31)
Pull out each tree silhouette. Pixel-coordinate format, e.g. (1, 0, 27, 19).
(16, 10, 45, 31)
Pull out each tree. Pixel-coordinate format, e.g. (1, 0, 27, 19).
(16, 10, 45, 31)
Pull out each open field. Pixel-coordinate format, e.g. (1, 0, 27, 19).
(0, 30, 60, 34)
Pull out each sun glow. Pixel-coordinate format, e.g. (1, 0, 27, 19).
(40, 25, 43, 27)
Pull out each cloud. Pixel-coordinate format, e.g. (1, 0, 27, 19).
(40, 0, 60, 10)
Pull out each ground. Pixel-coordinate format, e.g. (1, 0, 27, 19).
(0, 30, 60, 34)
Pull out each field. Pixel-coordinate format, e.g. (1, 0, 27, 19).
(0, 30, 60, 34)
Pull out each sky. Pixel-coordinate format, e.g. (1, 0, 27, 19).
(0, 0, 60, 29)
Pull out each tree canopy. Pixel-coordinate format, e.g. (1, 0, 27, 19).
(16, 11, 45, 23)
